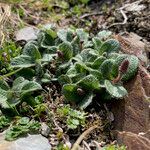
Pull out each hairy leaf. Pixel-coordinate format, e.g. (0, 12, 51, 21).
(57, 29, 74, 42)
(0, 80, 10, 90)
(79, 92, 94, 109)
(62, 84, 84, 102)
(77, 75, 100, 90)
(105, 80, 127, 98)
(100, 59, 114, 79)
(97, 30, 112, 40)
(23, 41, 41, 60)
(21, 81, 42, 97)
(11, 55, 35, 68)
(59, 42, 73, 61)
(99, 39, 120, 55)
(76, 28, 89, 42)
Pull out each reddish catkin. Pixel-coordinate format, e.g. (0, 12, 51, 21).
(77, 88, 85, 96)
(119, 59, 129, 74)
(57, 50, 64, 58)
(112, 59, 130, 84)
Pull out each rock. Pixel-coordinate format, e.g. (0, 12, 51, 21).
(115, 131, 150, 150)
(41, 123, 50, 137)
(111, 73, 150, 134)
(15, 27, 38, 42)
(111, 34, 150, 149)
(0, 133, 51, 150)
(114, 34, 148, 66)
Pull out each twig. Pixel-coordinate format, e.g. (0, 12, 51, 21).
(71, 125, 98, 150)
(108, 0, 143, 28)
(82, 140, 91, 150)
(92, 140, 102, 150)
(108, 9, 127, 28)
(80, 12, 102, 19)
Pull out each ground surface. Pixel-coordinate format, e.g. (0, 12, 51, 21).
(0, 0, 149, 150)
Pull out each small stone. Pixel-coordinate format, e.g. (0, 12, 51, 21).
(15, 27, 38, 42)
(0, 133, 51, 150)
(41, 123, 50, 137)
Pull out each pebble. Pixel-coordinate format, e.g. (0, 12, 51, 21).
(41, 122, 51, 137)
(0, 133, 51, 150)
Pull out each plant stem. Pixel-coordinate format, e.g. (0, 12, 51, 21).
(71, 125, 98, 150)
(0, 68, 23, 80)
(112, 72, 122, 84)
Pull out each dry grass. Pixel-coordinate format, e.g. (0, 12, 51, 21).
(0, 3, 11, 46)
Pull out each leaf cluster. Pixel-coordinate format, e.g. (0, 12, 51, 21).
(5, 117, 41, 141)
(0, 77, 42, 110)
(57, 105, 86, 129)
(0, 116, 11, 129)
(9, 27, 139, 109)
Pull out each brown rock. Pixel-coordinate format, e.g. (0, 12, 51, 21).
(111, 34, 150, 149)
(111, 73, 150, 134)
(114, 33, 148, 66)
(116, 131, 150, 150)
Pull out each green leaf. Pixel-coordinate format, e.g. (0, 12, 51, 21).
(41, 54, 54, 62)
(18, 117, 30, 125)
(71, 36, 81, 55)
(112, 54, 139, 81)
(15, 68, 35, 80)
(71, 73, 86, 83)
(92, 37, 102, 50)
(77, 75, 100, 90)
(45, 46, 57, 54)
(79, 92, 94, 109)
(57, 29, 74, 42)
(59, 42, 73, 61)
(122, 55, 139, 81)
(13, 77, 26, 87)
(58, 74, 72, 85)
(0, 116, 11, 129)
(92, 56, 106, 69)
(67, 118, 79, 129)
(0, 88, 9, 108)
(0, 80, 10, 90)
(108, 53, 120, 59)
(76, 28, 89, 42)
(100, 59, 114, 79)
(57, 61, 72, 75)
(79, 0, 90, 4)
(105, 80, 128, 98)
(97, 30, 112, 40)
(22, 41, 41, 60)
(5, 118, 40, 141)
(75, 62, 89, 74)
(11, 55, 35, 68)
(12, 77, 29, 92)
(41, 72, 51, 83)
(21, 81, 42, 97)
(62, 84, 83, 102)
(7, 97, 20, 108)
(89, 69, 103, 81)
(72, 54, 83, 62)
(80, 49, 98, 62)
(42, 26, 57, 38)
(83, 41, 93, 49)
(38, 31, 55, 48)
(99, 39, 120, 55)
